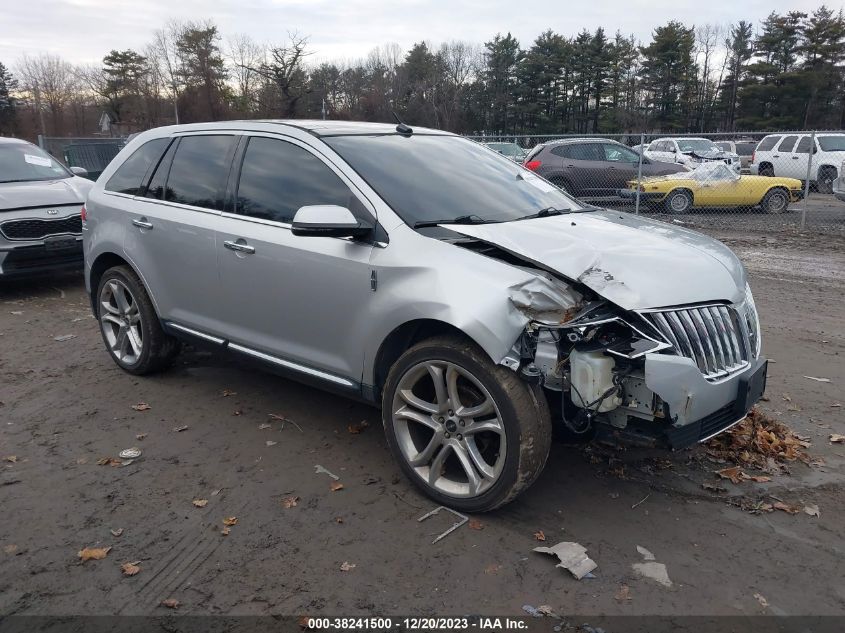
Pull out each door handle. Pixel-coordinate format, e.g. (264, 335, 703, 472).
(132, 218, 153, 230)
(773, 155, 780, 158)
(792, 156, 800, 160)
(223, 240, 255, 254)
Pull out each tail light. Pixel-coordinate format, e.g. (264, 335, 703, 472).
(524, 160, 542, 171)
(751, 150, 756, 164)
(80, 204, 87, 222)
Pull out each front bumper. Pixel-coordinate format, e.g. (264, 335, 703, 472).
(645, 354, 768, 449)
(0, 236, 83, 278)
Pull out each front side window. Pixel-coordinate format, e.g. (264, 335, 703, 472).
(105, 138, 169, 195)
(0, 143, 71, 183)
(324, 134, 583, 226)
(164, 135, 234, 210)
(236, 137, 358, 224)
(795, 137, 813, 154)
(603, 144, 639, 163)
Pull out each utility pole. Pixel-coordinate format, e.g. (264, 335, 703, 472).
(33, 80, 46, 136)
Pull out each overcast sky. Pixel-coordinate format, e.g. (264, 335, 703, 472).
(0, 0, 839, 67)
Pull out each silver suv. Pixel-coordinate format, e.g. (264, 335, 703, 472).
(84, 120, 768, 512)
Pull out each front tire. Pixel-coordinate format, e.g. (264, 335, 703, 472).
(96, 265, 180, 375)
(664, 189, 693, 214)
(382, 335, 552, 512)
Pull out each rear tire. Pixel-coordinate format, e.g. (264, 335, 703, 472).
(664, 189, 693, 214)
(816, 167, 836, 194)
(382, 335, 552, 512)
(96, 265, 180, 375)
(758, 163, 774, 177)
(761, 188, 790, 214)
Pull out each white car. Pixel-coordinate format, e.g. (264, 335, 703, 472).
(645, 137, 741, 174)
(749, 132, 845, 194)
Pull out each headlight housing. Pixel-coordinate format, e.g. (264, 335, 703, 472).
(743, 282, 761, 358)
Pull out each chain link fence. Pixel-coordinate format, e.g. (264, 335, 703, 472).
(469, 131, 845, 236)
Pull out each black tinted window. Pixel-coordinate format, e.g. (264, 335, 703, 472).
(144, 140, 177, 200)
(164, 135, 234, 210)
(756, 136, 780, 151)
(105, 139, 168, 195)
(236, 137, 356, 223)
(564, 144, 603, 161)
(795, 137, 813, 154)
(777, 136, 798, 152)
(735, 142, 755, 156)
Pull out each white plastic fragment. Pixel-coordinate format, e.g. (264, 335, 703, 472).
(636, 545, 656, 561)
(314, 464, 340, 480)
(533, 541, 598, 580)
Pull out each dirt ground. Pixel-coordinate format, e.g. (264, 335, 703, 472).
(1, 227, 843, 622)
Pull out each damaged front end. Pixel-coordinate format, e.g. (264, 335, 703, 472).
(504, 274, 767, 450)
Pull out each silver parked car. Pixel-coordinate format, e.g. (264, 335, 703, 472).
(83, 120, 767, 512)
(0, 138, 91, 277)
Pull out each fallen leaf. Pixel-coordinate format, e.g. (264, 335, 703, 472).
(131, 403, 151, 411)
(773, 501, 800, 515)
(716, 466, 746, 484)
(78, 546, 112, 562)
(747, 475, 772, 483)
(162, 599, 180, 609)
(534, 530, 546, 541)
(340, 561, 356, 572)
(4, 456, 17, 463)
(192, 499, 208, 508)
(4, 544, 18, 554)
(222, 389, 237, 397)
(754, 593, 769, 608)
(265, 440, 278, 447)
(330, 481, 344, 492)
(96, 457, 122, 467)
(804, 504, 820, 517)
(282, 495, 300, 508)
(110, 528, 124, 537)
(220, 526, 231, 536)
(468, 519, 484, 530)
(830, 434, 845, 444)
(347, 420, 370, 435)
(537, 605, 555, 616)
(222, 516, 238, 526)
(135, 433, 147, 441)
(172, 425, 188, 432)
(297, 616, 310, 629)
(803, 376, 831, 383)
(121, 561, 141, 576)
(484, 564, 502, 575)
(615, 584, 631, 601)
(335, 517, 344, 524)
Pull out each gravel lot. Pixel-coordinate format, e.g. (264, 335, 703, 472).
(1, 226, 843, 622)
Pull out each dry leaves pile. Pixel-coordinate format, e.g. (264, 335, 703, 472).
(705, 407, 813, 472)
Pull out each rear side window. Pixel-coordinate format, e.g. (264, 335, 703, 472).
(777, 136, 798, 152)
(105, 139, 169, 195)
(236, 137, 357, 224)
(164, 135, 234, 210)
(559, 144, 603, 161)
(756, 136, 780, 152)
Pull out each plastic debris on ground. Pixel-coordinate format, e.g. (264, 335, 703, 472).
(533, 542, 598, 580)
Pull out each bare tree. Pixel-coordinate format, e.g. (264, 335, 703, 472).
(16, 53, 78, 135)
(150, 20, 186, 123)
(248, 32, 313, 117)
(695, 23, 724, 130)
(227, 33, 264, 114)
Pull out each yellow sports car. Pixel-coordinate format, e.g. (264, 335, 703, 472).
(622, 162, 803, 214)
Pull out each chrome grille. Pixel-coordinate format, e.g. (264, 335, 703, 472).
(643, 305, 748, 380)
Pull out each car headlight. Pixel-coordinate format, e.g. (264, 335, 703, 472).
(743, 282, 761, 358)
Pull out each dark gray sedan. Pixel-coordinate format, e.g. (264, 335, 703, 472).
(523, 138, 687, 197)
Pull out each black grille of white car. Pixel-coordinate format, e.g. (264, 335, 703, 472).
(642, 305, 749, 380)
(0, 215, 82, 241)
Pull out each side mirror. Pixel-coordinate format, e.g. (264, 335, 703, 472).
(69, 166, 88, 178)
(291, 205, 372, 238)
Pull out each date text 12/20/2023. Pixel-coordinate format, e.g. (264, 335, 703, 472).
(305, 617, 530, 630)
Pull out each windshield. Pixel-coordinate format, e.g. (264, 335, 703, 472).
(0, 143, 71, 183)
(324, 135, 583, 226)
(690, 163, 738, 182)
(676, 139, 720, 154)
(818, 136, 845, 151)
(486, 142, 525, 158)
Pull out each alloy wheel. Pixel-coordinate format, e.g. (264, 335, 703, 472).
(99, 279, 144, 365)
(391, 360, 506, 498)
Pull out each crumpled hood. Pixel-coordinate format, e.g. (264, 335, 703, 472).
(445, 210, 746, 310)
(0, 177, 92, 211)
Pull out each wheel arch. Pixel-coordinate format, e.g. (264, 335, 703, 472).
(371, 319, 496, 402)
(88, 252, 145, 317)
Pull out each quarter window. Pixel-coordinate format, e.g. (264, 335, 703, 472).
(104, 138, 169, 196)
(164, 135, 234, 210)
(236, 137, 358, 224)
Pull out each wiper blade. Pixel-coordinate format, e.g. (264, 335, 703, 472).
(516, 207, 570, 221)
(413, 214, 495, 229)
